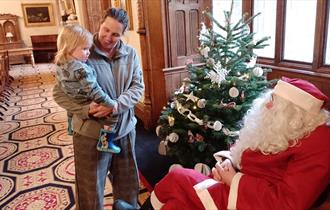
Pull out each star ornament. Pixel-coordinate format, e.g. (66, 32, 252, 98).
(184, 92, 199, 102)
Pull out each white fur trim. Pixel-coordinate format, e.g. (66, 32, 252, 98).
(273, 80, 323, 114)
(227, 172, 243, 210)
(150, 191, 164, 210)
(213, 150, 232, 163)
(193, 179, 218, 210)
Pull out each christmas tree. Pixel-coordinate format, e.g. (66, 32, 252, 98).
(156, 3, 275, 168)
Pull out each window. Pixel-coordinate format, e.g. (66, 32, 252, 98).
(212, 0, 330, 75)
(326, 3, 330, 65)
(283, 0, 317, 62)
(253, 0, 276, 58)
(213, 0, 242, 34)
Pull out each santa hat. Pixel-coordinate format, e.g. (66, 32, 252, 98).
(273, 77, 328, 114)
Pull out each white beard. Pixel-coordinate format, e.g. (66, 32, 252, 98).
(230, 91, 328, 169)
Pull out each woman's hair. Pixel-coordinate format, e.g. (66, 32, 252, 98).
(102, 8, 129, 33)
(54, 24, 93, 65)
(231, 90, 329, 169)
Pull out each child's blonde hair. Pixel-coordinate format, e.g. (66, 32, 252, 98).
(54, 24, 93, 65)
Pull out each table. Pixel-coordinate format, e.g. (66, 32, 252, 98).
(7, 47, 35, 67)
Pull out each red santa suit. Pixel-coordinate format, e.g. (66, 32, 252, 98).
(151, 125, 330, 210)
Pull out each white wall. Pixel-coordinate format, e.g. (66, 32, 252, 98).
(0, 0, 62, 46)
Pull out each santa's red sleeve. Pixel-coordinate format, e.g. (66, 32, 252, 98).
(228, 125, 330, 210)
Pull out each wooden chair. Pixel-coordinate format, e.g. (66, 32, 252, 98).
(0, 50, 11, 119)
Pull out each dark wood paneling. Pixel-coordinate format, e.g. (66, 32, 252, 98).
(163, 63, 204, 100)
(31, 35, 57, 63)
(166, 0, 210, 67)
(175, 11, 186, 57)
(189, 9, 199, 54)
(163, 67, 189, 100)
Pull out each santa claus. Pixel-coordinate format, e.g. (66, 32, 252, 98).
(149, 77, 330, 210)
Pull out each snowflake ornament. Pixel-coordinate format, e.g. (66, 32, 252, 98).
(205, 61, 229, 87)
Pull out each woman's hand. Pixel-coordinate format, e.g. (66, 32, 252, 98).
(89, 102, 113, 118)
(212, 159, 236, 186)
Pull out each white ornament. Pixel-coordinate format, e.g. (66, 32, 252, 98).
(207, 121, 223, 131)
(213, 121, 223, 131)
(155, 125, 162, 136)
(229, 87, 239, 98)
(176, 101, 204, 125)
(222, 127, 240, 136)
(200, 46, 210, 58)
(253, 66, 264, 77)
(158, 140, 168, 155)
(167, 132, 179, 143)
(197, 99, 206, 108)
(187, 112, 204, 125)
(168, 116, 175, 126)
(194, 163, 211, 176)
(170, 102, 176, 109)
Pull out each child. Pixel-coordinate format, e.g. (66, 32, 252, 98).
(54, 24, 120, 154)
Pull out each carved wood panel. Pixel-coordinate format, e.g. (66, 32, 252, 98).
(166, 0, 210, 67)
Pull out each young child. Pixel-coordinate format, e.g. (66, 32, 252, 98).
(54, 24, 120, 154)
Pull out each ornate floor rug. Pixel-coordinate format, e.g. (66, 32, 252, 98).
(0, 64, 150, 209)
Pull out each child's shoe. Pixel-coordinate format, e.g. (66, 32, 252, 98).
(67, 117, 73, 135)
(108, 141, 121, 153)
(97, 128, 121, 153)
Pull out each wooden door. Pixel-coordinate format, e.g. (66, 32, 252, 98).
(166, 0, 211, 67)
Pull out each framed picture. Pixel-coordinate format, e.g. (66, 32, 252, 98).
(21, 3, 55, 27)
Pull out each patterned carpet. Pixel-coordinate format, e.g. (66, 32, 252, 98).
(0, 64, 150, 209)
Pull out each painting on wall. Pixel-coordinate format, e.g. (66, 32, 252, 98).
(21, 3, 55, 27)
